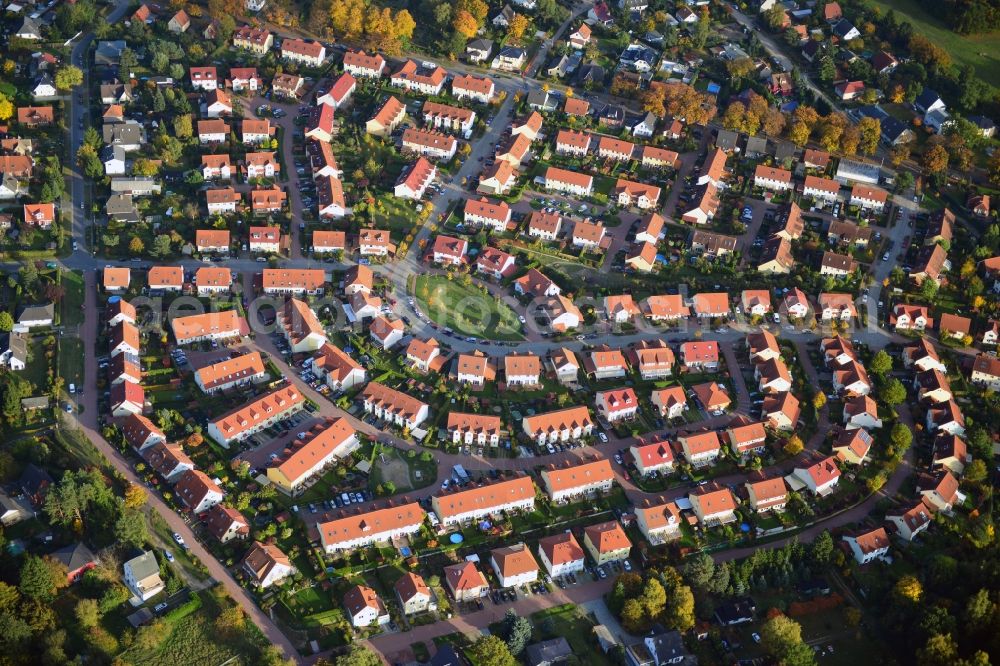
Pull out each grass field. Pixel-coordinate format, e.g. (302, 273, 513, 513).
(369, 446, 437, 492)
(413, 275, 524, 341)
(528, 605, 612, 666)
(864, 0, 1000, 86)
(59, 337, 84, 388)
(117, 591, 267, 665)
(61, 270, 85, 326)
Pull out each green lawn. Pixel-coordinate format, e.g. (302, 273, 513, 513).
(60, 270, 85, 326)
(863, 0, 1000, 86)
(23, 340, 51, 391)
(369, 446, 437, 493)
(58, 337, 84, 388)
(413, 275, 524, 341)
(527, 605, 612, 666)
(367, 193, 421, 243)
(117, 590, 268, 666)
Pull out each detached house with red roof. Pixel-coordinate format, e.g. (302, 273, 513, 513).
(444, 561, 489, 601)
(344, 585, 389, 628)
(394, 157, 437, 200)
(689, 487, 738, 526)
(630, 439, 675, 476)
(583, 521, 631, 564)
(395, 572, 433, 615)
(635, 499, 682, 544)
(476, 247, 517, 280)
(595, 388, 639, 422)
(651, 387, 687, 420)
(678, 431, 721, 467)
(189, 66, 218, 91)
(491, 543, 539, 588)
(464, 197, 511, 232)
(175, 470, 224, 514)
(843, 527, 890, 565)
(792, 457, 841, 496)
(746, 476, 788, 513)
(537, 532, 586, 577)
(431, 235, 468, 266)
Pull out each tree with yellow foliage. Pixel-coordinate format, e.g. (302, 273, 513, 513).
(508, 14, 530, 43)
(0, 95, 13, 121)
(783, 435, 804, 455)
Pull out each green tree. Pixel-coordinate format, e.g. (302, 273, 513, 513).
(19, 555, 62, 602)
(894, 575, 923, 603)
(501, 609, 532, 655)
(890, 422, 913, 451)
(964, 459, 988, 483)
(869, 350, 893, 376)
(54, 65, 84, 90)
(761, 615, 814, 666)
(74, 598, 100, 628)
(173, 114, 193, 140)
(763, 4, 786, 31)
(810, 530, 834, 566)
(882, 378, 907, 406)
(0, 312, 13, 332)
(114, 508, 148, 548)
(150, 234, 173, 258)
(858, 117, 881, 155)
(335, 645, 383, 666)
(468, 636, 517, 666)
(692, 7, 710, 48)
(917, 633, 958, 666)
(682, 553, 715, 589)
(921, 279, 939, 301)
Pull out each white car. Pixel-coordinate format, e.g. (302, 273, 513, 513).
(598, 432, 608, 443)
(772, 313, 780, 323)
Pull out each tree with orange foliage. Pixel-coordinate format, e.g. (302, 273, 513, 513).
(452, 9, 478, 38)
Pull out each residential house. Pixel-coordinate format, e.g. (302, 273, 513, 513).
(746, 477, 788, 513)
(318, 502, 425, 553)
(583, 521, 631, 564)
(678, 430, 721, 467)
(241, 542, 296, 589)
(360, 382, 429, 429)
(651, 387, 687, 420)
(689, 487, 738, 526)
(491, 544, 539, 588)
(843, 528, 890, 564)
(635, 499, 682, 544)
(522, 406, 594, 445)
(432, 475, 536, 526)
(537, 532, 586, 577)
(792, 457, 841, 496)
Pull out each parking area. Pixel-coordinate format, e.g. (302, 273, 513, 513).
(235, 410, 318, 470)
